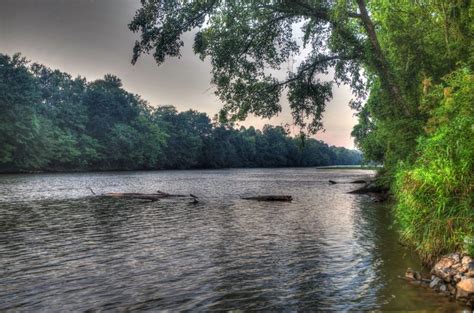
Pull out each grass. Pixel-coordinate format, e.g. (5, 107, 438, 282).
(393, 68, 473, 263)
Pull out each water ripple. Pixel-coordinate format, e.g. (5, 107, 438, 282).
(0, 168, 465, 311)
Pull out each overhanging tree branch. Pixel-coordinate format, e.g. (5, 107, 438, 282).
(356, 0, 410, 116)
(275, 54, 355, 88)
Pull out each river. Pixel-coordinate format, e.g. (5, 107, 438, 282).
(0, 168, 465, 311)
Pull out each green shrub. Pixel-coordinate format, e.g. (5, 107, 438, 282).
(394, 67, 474, 263)
(465, 236, 474, 256)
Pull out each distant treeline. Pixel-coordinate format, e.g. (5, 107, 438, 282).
(0, 53, 361, 172)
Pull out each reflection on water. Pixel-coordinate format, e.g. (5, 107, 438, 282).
(0, 168, 466, 311)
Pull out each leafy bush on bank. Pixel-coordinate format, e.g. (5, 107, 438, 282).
(394, 68, 474, 262)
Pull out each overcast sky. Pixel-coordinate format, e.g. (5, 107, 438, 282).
(0, 0, 358, 148)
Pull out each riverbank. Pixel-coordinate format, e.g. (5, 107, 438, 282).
(405, 253, 474, 308)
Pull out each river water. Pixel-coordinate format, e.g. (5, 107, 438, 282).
(0, 168, 466, 311)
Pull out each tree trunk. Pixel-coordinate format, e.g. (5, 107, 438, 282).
(356, 0, 411, 116)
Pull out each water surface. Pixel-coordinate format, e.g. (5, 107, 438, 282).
(0, 168, 465, 311)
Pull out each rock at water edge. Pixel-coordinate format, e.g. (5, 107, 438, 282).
(456, 278, 474, 301)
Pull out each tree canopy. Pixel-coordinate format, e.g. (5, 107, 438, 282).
(129, 0, 380, 133)
(0, 53, 361, 173)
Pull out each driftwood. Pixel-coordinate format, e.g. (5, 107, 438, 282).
(351, 180, 368, 184)
(155, 190, 199, 203)
(104, 192, 164, 202)
(241, 195, 293, 202)
(329, 179, 367, 184)
(347, 182, 390, 202)
(155, 190, 187, 198)
(89, 188, 199, 203)
(347, 183, 387, 194)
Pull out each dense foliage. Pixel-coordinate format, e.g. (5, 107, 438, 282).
(129, 0, 473, 260)
(0, 53, 361, 173)
(355, 1, 473, 261)
(352, 0, 473, 179)
(129, 0, 391, 133)
(394, 68, 473, 262)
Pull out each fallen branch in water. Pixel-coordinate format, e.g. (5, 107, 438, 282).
(88, 189, 199, 203)
(329, 179, 367, 184)
(104, 192, 165, 202)
(155, 190, 187, 198)
(347, 183, 387, 194)
(156, 190, 199, 203)
(347, 181, 390, 202)
(351, 180, 368, 184)
(241, 195, 293, 202)
(87, 187, 96, 195)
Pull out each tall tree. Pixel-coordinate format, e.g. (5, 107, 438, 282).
(352, 0, 472, 175)
(0, 54, 49, 170)
(129, 0, 406, 132)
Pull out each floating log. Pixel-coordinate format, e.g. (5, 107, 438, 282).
(155, 190, 187, 198)
(347, 182, 390, 202)
(241, 195, 293, 202)
(156, 190, 199, 203)
(103, 192, 164, 202)
(347, 183, 387, 194)
(96, 189, 199, 203)
(329, 179, 367, 184)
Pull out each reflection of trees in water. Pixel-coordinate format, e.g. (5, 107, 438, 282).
(88, 197, 136, 242)
(1, 199, 101, 251)
(350, 198, 461, 311)
(349, 198, 397, 309)
(0, 202, 35, 256)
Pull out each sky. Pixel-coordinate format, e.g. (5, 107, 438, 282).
(0, 0, 358, 148)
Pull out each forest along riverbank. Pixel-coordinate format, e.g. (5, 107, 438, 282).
(0, 168, 467, 311)
(0, 53, 361, 174)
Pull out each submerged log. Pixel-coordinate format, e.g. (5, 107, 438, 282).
(99, 190, 199, 203)
(241, 195, 293, 202)
(155, 190, 187, 198)
(347, 181, 390, 202)
(156, 190, 199, 203)
(347, 182, 387, 194)
(329, 179, 367, 184)
(103, 192, 164, 202)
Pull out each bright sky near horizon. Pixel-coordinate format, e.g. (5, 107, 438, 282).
(0, 0, 358, 148)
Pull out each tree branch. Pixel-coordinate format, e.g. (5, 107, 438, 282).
(274, 1, 361, 20)
(275, 54, 354, 88)
(237, 13, 295, 60)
